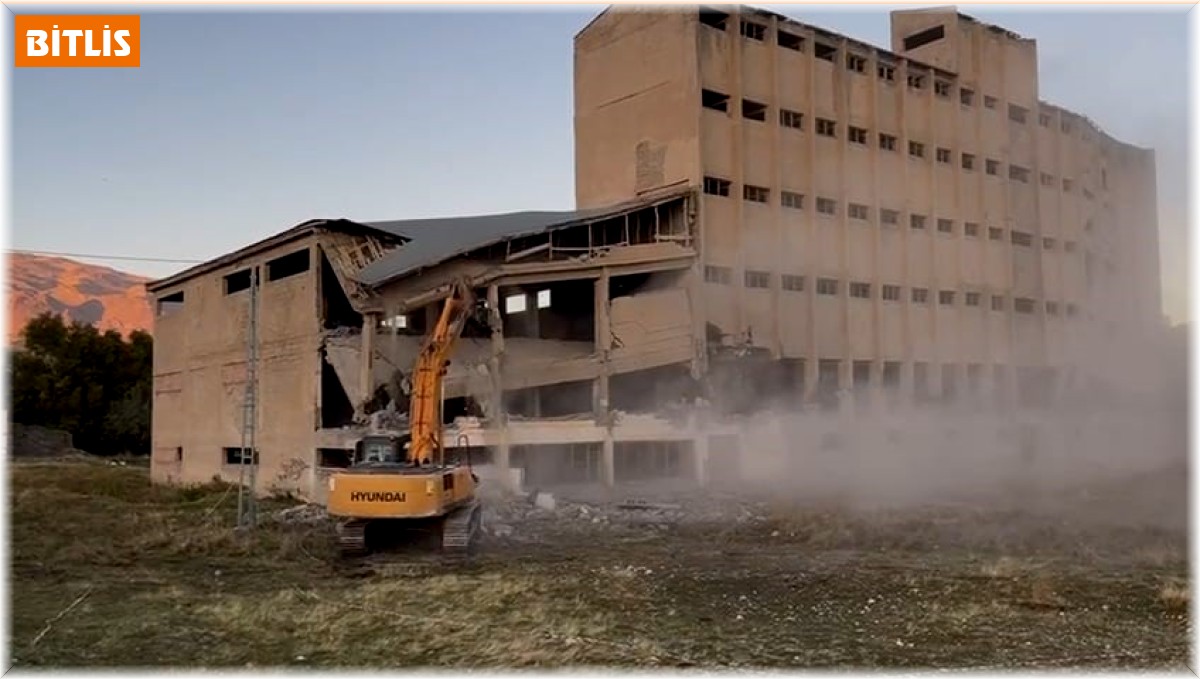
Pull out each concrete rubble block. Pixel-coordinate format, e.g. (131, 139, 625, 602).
(534, 492, 557, 512)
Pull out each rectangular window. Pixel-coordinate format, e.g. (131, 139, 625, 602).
(936, 147, 951, 164)
(986, 159, 1000, 176)
(991, 295, 1005, 311)
(877, 63, 895, 81)
(702, 89, 730, 112)
(266, 249, 310, 282)
(816, 118, 837, 137)
(910, 214, 926, 230)
(880, 208, 899, 225)
(703, 176, 731, 197)
(961, 153, 975, 171)
(907, 73, 925, 90)
(704, 265, 732, 284)
(816, 278, 838, 295)
(816, 197, 837, 215)
(224, 447, 258, 465)
(156, 290, 184, 317)
(224, 268, 253, 295)
(743, 184, 769, 203)
(1066, 303, 1079, 317)
(882, 284, 901, 301)
(536, 289, 552, 309)
(1014, 297, 1036, 314)
(848, 203, 869, 221)
(1046, 301, 1059, 315)
(848, 126, 868, 145)
(744, 270, 770, 288)
(1009, 165, 1030, 183)
(937, 218, 954, 234)
(939, 290, 956, 306)
(911, 287, 929, 304)
(964, 222, 980, 237)
(988, 226, 1003, 241)
(1040, 172, 1054, 187)
(506, 293, 527, 314)
(1061, 120, 1072, 134)
(742, 99, 767, 122)
(1010, 231, 1033, 247)
(846, 54, 866, 73)
(740, 20, 766, 41)
(1063, 178, 1074, 192)
(780, 108, 804, 130)
(814, 42, 836, 62)
(1043, 236, 1057, 250)
(1064, 240, 1078, 253)
(849, 282, 871, 299)
(879, 133, 897, 151)
(782, 274, 805, 291)
(965, 292, 981, 307)
(984, 95, 998, 109)
(960, 88, 974, 107)
(699, 7, 728, 30)
(781, 190, 805, 210)
(908, 141, 925, 158)
(1038, 112, 1051, 127)
(1008, 104, 1028, 124)
(934, 80, 951, 97)
(777, 30, 803, 51)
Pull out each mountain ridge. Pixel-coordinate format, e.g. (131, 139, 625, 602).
(7, 252, 154, 342)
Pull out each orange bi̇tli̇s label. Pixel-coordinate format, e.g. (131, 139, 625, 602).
(15, 15, 140, 68)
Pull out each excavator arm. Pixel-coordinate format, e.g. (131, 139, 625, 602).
(406, 278, 480, 465)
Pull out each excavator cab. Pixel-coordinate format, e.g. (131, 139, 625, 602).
(354, 435, 406, 465)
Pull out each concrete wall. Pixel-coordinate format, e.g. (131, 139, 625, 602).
(149, 237, 322, 496)
(575, 8, 702, 208)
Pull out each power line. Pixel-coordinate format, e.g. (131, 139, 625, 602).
(5, 248, 205, 265)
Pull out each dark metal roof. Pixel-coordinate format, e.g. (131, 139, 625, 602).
(354, 187, 692, 288)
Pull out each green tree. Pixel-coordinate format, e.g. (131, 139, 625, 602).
(10, 313, 152, 455)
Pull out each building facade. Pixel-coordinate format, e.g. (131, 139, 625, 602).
(146, 5, 1164, 500)
(574, 5, 1162, 405)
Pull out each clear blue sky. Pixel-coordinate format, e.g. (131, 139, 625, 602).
(10, 5, 1190, 322)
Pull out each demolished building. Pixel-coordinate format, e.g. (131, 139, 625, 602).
(147, 5, 1166, 501)
(148, 188, 746, 500)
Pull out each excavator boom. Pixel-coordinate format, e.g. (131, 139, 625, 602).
(407, 279, 476, 465)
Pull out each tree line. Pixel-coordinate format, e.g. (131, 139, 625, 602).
(10, 313, 152, 456)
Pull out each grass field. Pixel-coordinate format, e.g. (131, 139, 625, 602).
(8, 457, 1191, 669)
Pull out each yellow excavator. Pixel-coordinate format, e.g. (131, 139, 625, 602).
(326, 278, 486, 563)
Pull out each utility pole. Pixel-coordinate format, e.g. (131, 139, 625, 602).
(236, 267, 260, 529)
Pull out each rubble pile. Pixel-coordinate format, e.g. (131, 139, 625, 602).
(273, 504, 330, 526)
(479, 488, 771, 542)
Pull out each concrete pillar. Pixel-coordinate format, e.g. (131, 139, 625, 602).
(359, 313, 377, 415)
(693, 434, 709, 487)
(600, 433, 615, 488)
(486, 284, 511, 488)
(593, 269, 612, 423)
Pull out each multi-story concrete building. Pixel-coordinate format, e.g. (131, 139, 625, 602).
(146, 5, 1163, 500)
(575, 5, 1161, 406)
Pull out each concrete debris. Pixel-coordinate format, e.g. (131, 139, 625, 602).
(479, 489, 769, 543)
(274, 504, 329, 526)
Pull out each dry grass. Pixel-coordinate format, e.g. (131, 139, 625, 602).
(1159, 579, 1189, 614)
(9, 461, 1192, 670)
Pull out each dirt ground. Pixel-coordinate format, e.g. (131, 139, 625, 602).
(8, 456, 1191, 669)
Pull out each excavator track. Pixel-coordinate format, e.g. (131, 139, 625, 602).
(440, 499, 482, 566)
(337, 519, 369, 557)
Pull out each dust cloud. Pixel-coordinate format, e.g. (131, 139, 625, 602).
(723, 320, 1187, 532)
